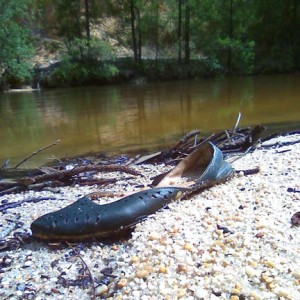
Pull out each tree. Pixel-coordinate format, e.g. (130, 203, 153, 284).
(0, 0, 35, 89)
(84, 0, 91, 47)
(178, 0, 182, 63)
(130, 0, 138, 63)
(250, 0, 300, 72)
(184, 0, 190, 64)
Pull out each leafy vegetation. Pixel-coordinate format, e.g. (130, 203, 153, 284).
(0, 0, 35, 89)
(0, 0, 299, 89)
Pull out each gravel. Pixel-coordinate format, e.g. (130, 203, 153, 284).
(0, 134, 299, 300)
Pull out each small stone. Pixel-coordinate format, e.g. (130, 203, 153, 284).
(183, 243, 193, 251)
(132, 290, 141, 298)
(149, 232, 160, 240)
(255, 232, 264, 238)
(249, 261, 258, 268)
(250, 291, 261, 300)
(15, 291, 23, 296)
(177, 264, 188, 273)
(292, 270, 300, 279)
(275, 288, 291, 298)
(213, 241, 225, 249)
(111, 245, 119, 251)
(194, 287, 209, 299)
(144, 264, 154, 272)
(245, 266, 257, 277)
(261, 273, 273, 284)
(117, 278, 127, 288)
(291, 211, 300, 226)
(158, 265, 168, 274)
(230, 296, 239, 300)
(95, 284, 108, 296)
(177, 288, 186, 298)
(136, 270, 149, 278)
(231, 285, 241, 295)
(130, 256, 139, 264)
(264, 260, 275, 268)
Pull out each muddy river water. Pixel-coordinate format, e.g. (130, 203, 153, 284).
(0, 74, 299, 167)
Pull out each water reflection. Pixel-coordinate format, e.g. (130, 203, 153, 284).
(0, 74, 299, 167)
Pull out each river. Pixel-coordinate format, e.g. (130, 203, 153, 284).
(0, 74, 299, 168)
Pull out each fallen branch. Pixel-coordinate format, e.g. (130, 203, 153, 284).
(18, 164, 141, 186)
(0, 186, 24, 196)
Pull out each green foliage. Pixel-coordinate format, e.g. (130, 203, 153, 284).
(216, 38, 256, 74)
(1, 0, 299, 89)
(50, 38, 118, 86)
(53, 0, 82, 39)
(0, 0, 35, 88)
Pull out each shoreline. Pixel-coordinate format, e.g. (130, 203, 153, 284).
(0, 133, 299, 299)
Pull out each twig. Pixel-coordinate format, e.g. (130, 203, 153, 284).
(14, 140, 60, 169)
(88, 191, 125, 200)
(169, 129, 200, 151)
(66, 242, 96, 300)
(0, 159, 10, 170)
(0, 196, 56, 213)
(233, 112, 242, 134)
(235, 167, 260, 176)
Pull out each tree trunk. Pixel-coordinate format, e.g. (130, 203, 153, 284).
(178, 0, 182, 63)
(137, 7, 142, 63)
(227, 0, 234, 72)
(130, 0, 138, 64)
(155, 0, 159, 63)
(184, 0, 190, 64)
(292, 0, 299, 67)
(84, 0, 90, 47)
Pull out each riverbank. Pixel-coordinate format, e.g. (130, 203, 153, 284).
(0, 133, 299, 299)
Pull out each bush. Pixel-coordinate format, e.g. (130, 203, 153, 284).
(46, 38, 119, 86)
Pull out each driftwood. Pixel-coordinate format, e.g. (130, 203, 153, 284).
(0, 118, 274, 197)
(17, 165, 141, 186)
(0, 164, 141, 196)
(134, 125, 266, 165)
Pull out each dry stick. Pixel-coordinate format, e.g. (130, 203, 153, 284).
(233, 112, 242, 134)
(0, 196, 56, 212)
(18, 164, 141, 186)
(14, 139, 60, 169)
(0, 186, 23, 197)
(169, 129, 200, 151)
(235, 167, 260, 176)
(65, 241, 96, 300)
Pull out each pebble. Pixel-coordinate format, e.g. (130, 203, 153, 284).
(95, 284, 108, 296)
(23, 260, 33, 267)
(194, 287, 210, 299)
(135, 270, 149, 279)
(292, 270, 300, 279)
(117, 278, 128, 288)
(158, 265, 168, 274)
(177, 288, 186, 298)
